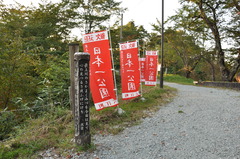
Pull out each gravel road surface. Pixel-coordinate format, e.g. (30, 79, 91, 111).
(43, 82, 240, 159)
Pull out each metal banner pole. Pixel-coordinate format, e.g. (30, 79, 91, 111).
(160, 0, 164, 88)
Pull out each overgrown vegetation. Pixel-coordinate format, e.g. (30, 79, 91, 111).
(0, 85, 176, 159)
(0, 112, 18, 140)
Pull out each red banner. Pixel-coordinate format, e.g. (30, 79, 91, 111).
(145, 51, 158, 86)
(119, 41, 140, 100)
(139, 58, 146, 82)
(83, 30, 118, 110)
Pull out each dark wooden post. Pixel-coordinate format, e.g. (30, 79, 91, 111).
(74, 52, 91, 146)
(69, 43, 79, 112)
(160, 0, 164, 88)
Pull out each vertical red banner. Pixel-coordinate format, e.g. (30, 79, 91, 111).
(82, 30, 118, 110)
(119, 41, 140, 100)
(139, 58, 146, 82)
(145, 51, 158, 86)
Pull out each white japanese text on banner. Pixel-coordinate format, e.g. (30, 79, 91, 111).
(139, 58, 146, 82)
(83, 30, 118, 110)
(119, 41, 141, 100)
(145, 51, 158, 86)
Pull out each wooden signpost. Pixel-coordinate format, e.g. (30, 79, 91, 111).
(74, 52, 91, 146)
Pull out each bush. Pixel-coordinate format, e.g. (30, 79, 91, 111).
(36, 52, 70, 108)
(0, 111, 18, 140)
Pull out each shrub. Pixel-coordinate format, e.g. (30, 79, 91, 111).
(0, 111, 18, 140)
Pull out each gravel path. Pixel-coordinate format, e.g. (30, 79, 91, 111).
(48, 83, 240, 159)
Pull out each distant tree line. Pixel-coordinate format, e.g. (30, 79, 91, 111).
(0, 0, 239, 113)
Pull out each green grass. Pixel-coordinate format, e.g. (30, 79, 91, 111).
(0, 85, 176, 159)
(89, 85, 176, 135)
(164, 74, 194, 85)
(0, 107, 74, 159)
(178, 110, 184, 113)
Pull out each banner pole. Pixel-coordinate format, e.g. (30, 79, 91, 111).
(155, 51, 159, 87)
(143, 41, 146, 86)
(107, 29, 119, 106)
(139, 41, 146, 101)
(160, 0, 164, 88)
(137, 40, 143, 97)
(120, 13, 123, 42)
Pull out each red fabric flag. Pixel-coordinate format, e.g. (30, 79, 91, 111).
(119, 41, 141, 100)
(139, 58, 146, 82)
(83, 30, 118, 110)
(145, 51, 158, 86)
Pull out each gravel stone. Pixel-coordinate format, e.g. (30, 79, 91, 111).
(41, 82, 240, 159)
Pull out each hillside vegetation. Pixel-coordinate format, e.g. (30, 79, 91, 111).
(0, 85, 176, 159)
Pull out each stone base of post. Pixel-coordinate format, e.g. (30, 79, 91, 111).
(75, 134, 91, 146)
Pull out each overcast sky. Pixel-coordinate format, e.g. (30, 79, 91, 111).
(3, 0, 181, 35)
(120, 0, 180, 31)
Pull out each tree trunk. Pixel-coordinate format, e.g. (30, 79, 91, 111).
(228, 50, 240, 81)
(216, 39, 230, 81)
(198, 1, 230, 81)
(185, 70, 191, 78)
(209, 61, 216, 81)
(211, 66, 216, 81)
(203, 55, 216, 81)
(185, 57, 201, 79)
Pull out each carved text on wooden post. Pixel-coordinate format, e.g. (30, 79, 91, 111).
(74, 52, 91, 146)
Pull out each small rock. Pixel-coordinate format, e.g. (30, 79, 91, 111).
(117, 108, 125, 115)
(140, 97, 146, 101)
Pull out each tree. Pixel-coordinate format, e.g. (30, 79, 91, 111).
(0, 1, 74, 110)
(0, 3, 39, 109)
(167, 3, 217, 80)
(150, 19, 202, 78)
(110, 21, 149, 69)
(165, 28, 202, 78)
(21, 1, 76, 108)
(22, 1, 74, 55)
(178, 0, 240, 81)
(0, 0, 127, 110)
(61, 0, 125, 33)
(225, 0, 240, 48)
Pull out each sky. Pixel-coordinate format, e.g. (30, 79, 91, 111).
(120, 0, 181, 31)
(3, 0, 181, 34)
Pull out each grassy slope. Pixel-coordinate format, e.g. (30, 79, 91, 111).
(164, 74, 194, 85)
(0, 85, 176, 159)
